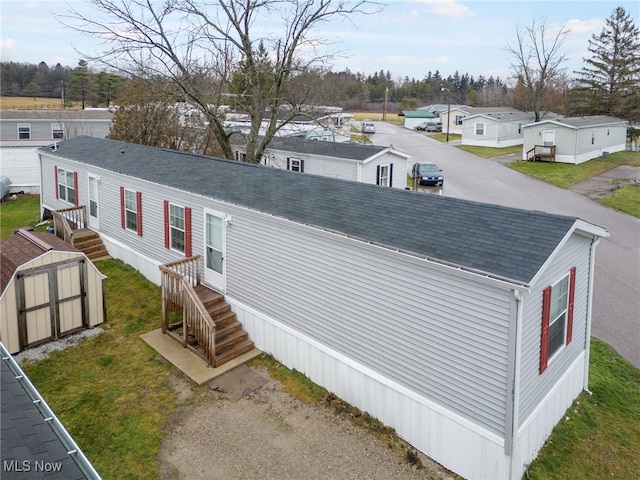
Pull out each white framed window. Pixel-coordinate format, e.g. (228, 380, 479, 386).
(475, 123, 485, 136)
(169, 203, 185, 253)
(57, 167, 75, 204)
(124, 189, 138, 232)
(52, 123, 64, 139)
(455, 115, 464, 125)
(378, 164, 390, 187)
(287, 157, 304, 172)
(540, 267, 576, 373)
(18, 123, 31, 139)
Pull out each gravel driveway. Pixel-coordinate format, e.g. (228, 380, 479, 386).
(158, 368, 453, 480)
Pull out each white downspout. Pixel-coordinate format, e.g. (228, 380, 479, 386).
(583, 236, 601, 393)
(510, 289, 524, 479)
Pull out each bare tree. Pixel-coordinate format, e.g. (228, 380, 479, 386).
(506, 18, 569, 121)
(58, 0, 376, 163)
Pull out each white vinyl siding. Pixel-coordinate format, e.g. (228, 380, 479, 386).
(226, 210, 513, 435)
(519, 233, 592, 424)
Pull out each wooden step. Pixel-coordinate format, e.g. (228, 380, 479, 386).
(214, 338, 255, 366)
(215, 328, 248, 350)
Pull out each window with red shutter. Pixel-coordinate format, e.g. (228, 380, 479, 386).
(540, 268, 576, 374)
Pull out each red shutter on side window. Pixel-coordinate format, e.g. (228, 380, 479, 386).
(185, 207, 192, 257)
(120, 187, 126, 229)
(136, 192, 143, 237)
(54, 166, 59, 199)
(566, 267, 576, 345)
(163, 201, 170, 249)
(540, 286, 552, 374)
(73, 172, 78, 206)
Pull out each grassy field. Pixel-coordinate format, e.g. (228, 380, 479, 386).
(0, 96, 80, 110)
(1, 197, 639, 479)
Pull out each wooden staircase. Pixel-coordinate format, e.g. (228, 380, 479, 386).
(193, 284, 255, 366)
(52, 205, 109, 260)
(71, 228, 109, 260)
(160, 256, 254, 368)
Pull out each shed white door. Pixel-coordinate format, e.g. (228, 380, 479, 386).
(88, 174, 99, 229)
(543, 130, 556, 146)
(203, 209, 226, 292)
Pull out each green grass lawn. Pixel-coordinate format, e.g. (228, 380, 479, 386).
(0, 194, 42, 238)
(506, 151, 640, 218)
(506, 151, 640, 188)
(2, 198, 639, 480)
(457, 144, 523, 158)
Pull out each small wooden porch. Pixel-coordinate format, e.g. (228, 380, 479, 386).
(159, 256, 254, 368)
(52, 206, 109, 260)
(526, 145, 556, 162)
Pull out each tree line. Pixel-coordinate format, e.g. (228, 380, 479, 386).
(1, 59, 127, 108)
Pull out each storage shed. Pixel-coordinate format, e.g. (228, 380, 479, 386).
(0, 229, 106, 354)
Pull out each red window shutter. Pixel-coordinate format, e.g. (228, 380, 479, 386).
(185, 207, 192, 257)
(540, 286, 552, 374)
(120, 187, 126, 229)
(54, 166, 59, 199)
(73, 172, 78, 206)
(163, 201, 170, 249)
(566, 267, 576, 344)
(136, 192, 143, 237)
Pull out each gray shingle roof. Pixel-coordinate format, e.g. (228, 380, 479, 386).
(1, 343, 97, 479)
(232, 134, 393, 161)
(42, 136, 583, 284)
(537, 115, 627, 128)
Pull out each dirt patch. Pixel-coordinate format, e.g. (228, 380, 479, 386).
(158, 367, 453, 480)
(569, 165, 640, 200)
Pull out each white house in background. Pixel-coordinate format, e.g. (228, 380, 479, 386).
(462, 111, 537, 148)
(522, 115, 628, 164)
(0, 109, 113, 194)
(231, 134, 410, 189)
(401, 110, 438, 130)
(39, 136, 608, 479)
(440, 107, 528, 137)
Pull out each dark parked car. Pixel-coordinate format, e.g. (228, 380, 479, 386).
(412, 162, 444, 186)
(415, 121, 442, 132)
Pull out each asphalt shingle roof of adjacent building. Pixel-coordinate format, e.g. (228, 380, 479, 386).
(43, 136, 583, 285)
(1, 347, 92, 479)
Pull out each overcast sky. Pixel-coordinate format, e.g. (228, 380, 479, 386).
(1, 0, 638, 82)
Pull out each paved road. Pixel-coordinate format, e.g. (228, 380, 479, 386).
(370, 121, 640, 370)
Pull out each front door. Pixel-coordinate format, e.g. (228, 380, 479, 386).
(542, 130, 555, 146)
(88, 174, 99, 229)
(204, 209, 226, 292)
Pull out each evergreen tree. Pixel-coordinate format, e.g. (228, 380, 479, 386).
(571, 6, 640, 122)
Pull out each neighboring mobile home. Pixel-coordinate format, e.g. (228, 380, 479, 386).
(461, 111, 536, 148)
(401, 110, 437, 130)
(0, 109, 113, 194)
(522, 115, 628, 164)
(0, 228, 106, 354)
(39, 136, 607, 480)
(232, 134, 410, 189)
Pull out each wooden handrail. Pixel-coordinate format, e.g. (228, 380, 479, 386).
(52, 206, 87, 247)
(527, 145, 556, 162)
(160, 256, 216, 366)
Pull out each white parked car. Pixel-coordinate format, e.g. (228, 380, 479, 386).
(361, 121, 375, 134)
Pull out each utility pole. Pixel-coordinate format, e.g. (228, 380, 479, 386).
(383, 87, 388, 121)
(441, 87, 451, 143)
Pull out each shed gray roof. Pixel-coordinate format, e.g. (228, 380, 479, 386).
(43, 136, 589, 285)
